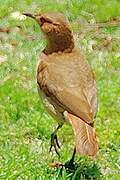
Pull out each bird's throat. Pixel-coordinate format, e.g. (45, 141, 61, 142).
(43, 31, 75, 54)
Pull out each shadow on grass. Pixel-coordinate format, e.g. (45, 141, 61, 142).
(60, 159, 101, 179)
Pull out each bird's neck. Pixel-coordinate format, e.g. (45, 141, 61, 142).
(43, 29, 75, 55)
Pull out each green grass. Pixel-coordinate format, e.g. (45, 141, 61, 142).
(0, 0, 120, 179)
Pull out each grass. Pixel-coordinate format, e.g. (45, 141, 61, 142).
(0, 0, 120, 179)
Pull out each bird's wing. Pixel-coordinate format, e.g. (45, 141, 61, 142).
(51, 85, 94, 124)
(37, 57, 97, 125)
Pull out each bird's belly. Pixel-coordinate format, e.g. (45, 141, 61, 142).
(37, 86, 68, 125)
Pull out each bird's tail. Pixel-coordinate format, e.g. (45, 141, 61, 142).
(67, 113, 98, 156)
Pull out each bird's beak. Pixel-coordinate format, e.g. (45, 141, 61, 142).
(23, 13, 36, 20)
(23, 12, 44, 27)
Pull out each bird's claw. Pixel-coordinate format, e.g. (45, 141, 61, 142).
(64, 159, 76, 171)
(49, 133, 61, 156)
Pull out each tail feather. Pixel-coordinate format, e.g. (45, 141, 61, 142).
(67, 113, 98, 156)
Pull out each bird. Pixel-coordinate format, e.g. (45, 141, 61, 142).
(23, 12, 98, 166)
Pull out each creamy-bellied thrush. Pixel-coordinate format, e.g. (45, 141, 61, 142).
(23, 12, 98, 162)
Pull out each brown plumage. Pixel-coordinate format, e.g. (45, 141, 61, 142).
(23, 12, 98, 159)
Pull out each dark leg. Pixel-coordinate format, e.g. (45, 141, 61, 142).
(65, 147, 76, 170)
(49, 124, 63, 156)
(69, 147, 76, 164)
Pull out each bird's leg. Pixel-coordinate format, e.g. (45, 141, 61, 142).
(49, 124, 63, 156)
(65, 147, 76, 170)
(69, 147, 76, 164)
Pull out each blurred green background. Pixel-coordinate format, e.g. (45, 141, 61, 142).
(0, 0, 120, 179)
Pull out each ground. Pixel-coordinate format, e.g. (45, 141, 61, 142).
(0, 0, 120, 179)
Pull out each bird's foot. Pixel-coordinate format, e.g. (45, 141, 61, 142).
(64, 159, 76, 171)
(49, 159, 76, 173)
(49, 161, 64, 168)
(65, 147, 76, 171)
(49, 133, 61, 156)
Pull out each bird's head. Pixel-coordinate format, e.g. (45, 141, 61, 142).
(23, 12, 74, 54)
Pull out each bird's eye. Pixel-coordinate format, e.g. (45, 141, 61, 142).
(40, 17, 46, 25)
(40, 17, 52, 25)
